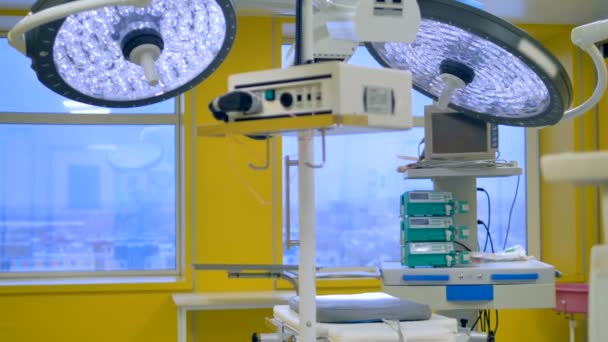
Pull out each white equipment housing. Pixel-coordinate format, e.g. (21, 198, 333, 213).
(282, 13, 359, 67)
(542, 151, 608, 342)
(382, 260, 556, 311)
(227, 62, 413, 129)
(323, 0, 421, 43)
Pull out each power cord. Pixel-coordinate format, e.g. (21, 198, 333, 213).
(474, 310, 499, 340)
(477, 187, 491, 235)
(494, 309, 499, 335)
(417, 138, 425, 160)
(477, 220, 495, 253)
(477, 187, 492, 252)
(470, 312, 481, 330)
(502, 175, 521, 250)
(453, 240, 472, 251)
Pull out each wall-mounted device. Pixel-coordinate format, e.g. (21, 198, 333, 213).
(424, 106, 498, 161)
(210, 62, 412, 130)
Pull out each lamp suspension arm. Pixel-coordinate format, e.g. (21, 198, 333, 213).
(294, 0, 303, 65)
(8, 0, 151, 54)
(562, 19, 608, 121)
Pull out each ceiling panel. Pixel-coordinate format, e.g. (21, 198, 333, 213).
(0, 0, 605, 30)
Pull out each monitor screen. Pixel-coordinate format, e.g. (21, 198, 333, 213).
(431, 113, 488, 154)
(409, 192, 430, 200)
(410, 218, 430, 225)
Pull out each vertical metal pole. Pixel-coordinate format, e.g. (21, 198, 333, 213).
(177, 308, 187, 342)
(298, 2, 316, 339)
(298, 131, 316, 341)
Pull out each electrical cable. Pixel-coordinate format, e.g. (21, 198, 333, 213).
(478, 220, 495, 253)
(484, 310, 488, 332)
(494, 310, 499, 335)
(502, 175, 521, 250)
(227, 137, 271, 206)
(486, 310, 491, 336)
(417, 138, 425, 160)
(477, 187, 491, 235)
(382, 319, 405, 342)
(483, 231, 489, 253)
(470, 312, 481, 330)
(477, 188, 491, 252)
(453, 240, 472, 251)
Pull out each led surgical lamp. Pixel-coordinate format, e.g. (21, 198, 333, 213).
(7, 0, 237, 108)
(365, 0, 607, 127)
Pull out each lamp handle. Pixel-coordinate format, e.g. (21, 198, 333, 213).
(561, 19, 608, 121)
(8, 0, 151, 55)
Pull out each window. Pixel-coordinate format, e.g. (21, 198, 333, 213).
(282, 46, 527, 267)
(0, 39, 173, 114)
(0, 38, 179, 275)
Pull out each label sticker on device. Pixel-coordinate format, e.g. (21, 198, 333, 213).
(410, 242, 455, 254)
(364, 86, 393, 114)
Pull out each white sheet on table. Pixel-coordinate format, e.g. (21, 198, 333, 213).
(273, 305, 458, 342)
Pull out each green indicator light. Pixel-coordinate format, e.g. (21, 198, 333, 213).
(265, 89, 276, 101)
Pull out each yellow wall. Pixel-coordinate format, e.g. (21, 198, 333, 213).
(0, 16, 278, 342)
(0, 16, 605, 342)
(535, 23, 607, 342)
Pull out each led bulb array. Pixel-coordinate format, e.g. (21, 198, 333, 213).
(370, 19, 550, 119)
(53, 0, 227, 102)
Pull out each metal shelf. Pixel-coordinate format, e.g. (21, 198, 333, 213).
(197, 114, 410, 137)
(405, 166, 522, 179)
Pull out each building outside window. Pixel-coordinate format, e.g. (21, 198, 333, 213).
(282, 46, 527, 267)
(0, 38, 180, 275)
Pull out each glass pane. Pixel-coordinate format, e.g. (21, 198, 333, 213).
(283, 126, 527, 267)
(477, 126, 527, 251)
(281, 45, 431, 117)
(0, 39, 175, 114)
(283, 128, 434, 267)
(0, 125, 176, 272)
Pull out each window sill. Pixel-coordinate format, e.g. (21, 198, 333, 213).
(0, 275, 193, 294)
(173, 291, 296, 311)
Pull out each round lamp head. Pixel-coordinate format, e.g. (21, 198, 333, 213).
(365, 0, 573, 127)
(25, 0, 237, 108)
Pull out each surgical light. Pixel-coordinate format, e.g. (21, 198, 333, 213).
(365, 0, 573, 127)
(8, 0, 237, 108)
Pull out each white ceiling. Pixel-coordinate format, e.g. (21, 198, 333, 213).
(1, 0, 606, 30)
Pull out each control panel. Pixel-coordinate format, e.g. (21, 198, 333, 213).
(225, 62, 413, 129)
(236, 82, 328, 120)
